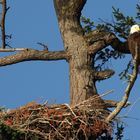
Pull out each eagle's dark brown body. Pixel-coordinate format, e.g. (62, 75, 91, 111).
(128, 31, 140, 61)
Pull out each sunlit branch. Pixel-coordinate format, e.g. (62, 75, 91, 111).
(106, 44, 139, 123)
(0, 48, 27, 52)
(0, 49, 69, 66)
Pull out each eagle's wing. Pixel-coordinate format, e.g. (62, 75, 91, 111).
(128, 32, 140, 58)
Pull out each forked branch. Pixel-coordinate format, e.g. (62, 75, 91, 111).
(105, 45, 139, 123)
(86, 30, 130, 54)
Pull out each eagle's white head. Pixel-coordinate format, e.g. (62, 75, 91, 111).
(130, 24, 140, 34)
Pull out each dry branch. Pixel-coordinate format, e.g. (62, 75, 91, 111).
(0, 49, 69, 66)
(0, 48, 27, 52)
(105, 45, 139, 123)
(0, 100, 112, 140)
(0, 0, 9, 48)
(104, 100, 131, 108)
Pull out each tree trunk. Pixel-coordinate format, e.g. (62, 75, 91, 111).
(69, 50, 97, 105)
(0, 0, 129, 106)
(54, 0, 97, 105)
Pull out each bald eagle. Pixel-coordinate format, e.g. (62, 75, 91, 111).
(128, 24, 140, 63)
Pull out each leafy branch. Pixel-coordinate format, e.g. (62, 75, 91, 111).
(80, 16, 94, 33)
(81, 5, 140, 79)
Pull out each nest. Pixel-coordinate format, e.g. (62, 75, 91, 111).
(0, 96, 112, 140)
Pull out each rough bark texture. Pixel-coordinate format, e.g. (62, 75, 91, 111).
(0, 0, 130, 106)
(0, 1, 135, 139)
(0, 49, 68, 66)
(53, 0, 130, 105)
(54, 0, 98, 105)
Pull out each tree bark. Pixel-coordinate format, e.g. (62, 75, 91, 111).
(0, 1, 134, 139)
(54, 0, 98, 105)
(0, 49, 68, 66)
(53, 0, 130, 105)
(0, 0, 130, 106)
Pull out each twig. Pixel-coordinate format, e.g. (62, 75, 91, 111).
(104, 100, 131, 108)
(105, 44, 139, 123)
(73, 89, 114, 108)
(37, 42, 48, 51)
(119, 115, 139, 120)
(1, 0, 9, 48)
(64, 103, 77, 117)
(19, 128, 47, 139)
(98, 18, 128, 40)
(124, 97, 140, 117)
(64, 103, 87, 125)
(0, 48, 27, 52)
(49, 122, 65, 139)
(76, 128, 88, 140)
(96, 89, 114, 98)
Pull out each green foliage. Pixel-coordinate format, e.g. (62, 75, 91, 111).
(118, 60, 133, 80)
(95, 122, 125, 140)
(95, 48, 125, 71)
(81, 16, 94, 33)
(136, 4, 140, 19)
(96, 6, 136, 40)
(81, 4, 140, 79)
(0, 106, 6, 112)
(112, 7, 135, 39)
(110, 5, 140, 79)
(114, 123, 125, 140)
(96, 23, 112, 32)
(0, 121, 125, 140)
(0, 122, 40, 140)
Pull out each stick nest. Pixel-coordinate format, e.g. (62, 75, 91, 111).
(0, 96, 112, 140)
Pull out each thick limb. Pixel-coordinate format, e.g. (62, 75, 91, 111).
(0, 49, 69, 66)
